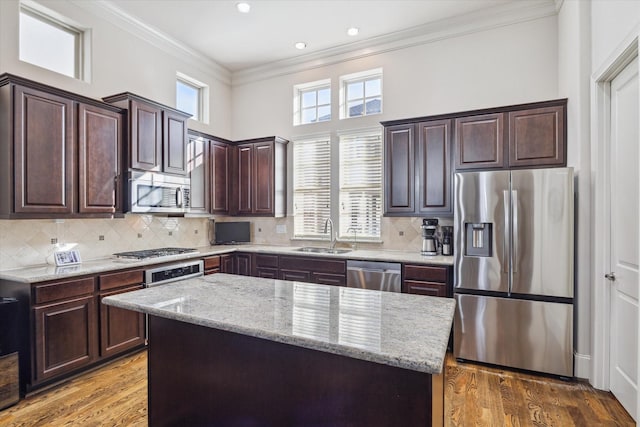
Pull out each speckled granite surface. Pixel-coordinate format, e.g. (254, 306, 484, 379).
(103, 273, 455, 375)
(0, 245, 453, 283)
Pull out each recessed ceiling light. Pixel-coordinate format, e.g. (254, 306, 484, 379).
(347, 27, 359, 36)
(236, 2, 250, 13)
(295, 42, 307, 50)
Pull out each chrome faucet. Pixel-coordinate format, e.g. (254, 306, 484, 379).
(323, 218, 337, 250)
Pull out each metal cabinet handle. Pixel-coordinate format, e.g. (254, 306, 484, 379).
(512, 190, 518, 273)
(605, 272, 616, 281)
(503, 190, 510, 274)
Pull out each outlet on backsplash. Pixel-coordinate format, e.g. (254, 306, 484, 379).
(276, 224, 286, 234)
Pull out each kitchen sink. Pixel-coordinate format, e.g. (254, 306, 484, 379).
(294, 247, 351, 255)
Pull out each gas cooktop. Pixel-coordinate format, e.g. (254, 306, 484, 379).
(113, 247, 198, 260)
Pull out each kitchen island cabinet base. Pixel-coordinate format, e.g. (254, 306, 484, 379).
(148, 315, 443, 426)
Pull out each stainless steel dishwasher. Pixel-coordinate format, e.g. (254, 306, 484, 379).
(346, 260, 402, 293)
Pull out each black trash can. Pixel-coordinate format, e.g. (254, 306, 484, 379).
(0, 297, 19, 410)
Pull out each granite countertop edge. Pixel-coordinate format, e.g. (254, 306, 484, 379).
(0, 245, 454, 283)
(103, 276, 455, 375)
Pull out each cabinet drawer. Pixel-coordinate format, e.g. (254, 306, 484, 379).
(99, 269, 144, 291)
(403, 265, 448, 283)
(279, 256, 346, 274)
(404, 280, 447, 297)
(254, 254, 279, 268)
(34, 277, 96, 305)
(203, 256, 221, 270)
(313, 273, 346, 287)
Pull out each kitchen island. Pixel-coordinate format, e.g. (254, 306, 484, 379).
(103, 273, 455, 426)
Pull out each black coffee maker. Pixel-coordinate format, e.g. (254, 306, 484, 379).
(421, 218, 438, 256)
(441, 226, 453, 256)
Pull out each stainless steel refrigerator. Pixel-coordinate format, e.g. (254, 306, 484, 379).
(453, 167, 574, 377)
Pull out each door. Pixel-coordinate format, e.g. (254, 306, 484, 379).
(237, 144, 253, 214)
(100, 285, 146, 358)
(187, 135, 209, 214)
(454, 170, 510, 293)
(417, 119, 452, 215)
(609, 59, 639, 419)
(78, 104, 122, 214)
(210, 140, 229, 213)
(454, 113, 505, 170)
(510, 168, 574, 298)
(163, 111, 188, 175)
(253, 142, 274, 214)
(130, 99, 162, 171)
(384, 124, 415, 214)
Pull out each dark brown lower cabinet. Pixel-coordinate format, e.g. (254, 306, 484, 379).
(203, 255, 221, 275)
(99, 285, 145, 358)
(220, 254, 235, 273)
(33, 295, 98, 383)
(280, 270, 311, 282)
(235, 253, 252, 276)
(279, 256, 346, 285)
(402, 264, 452, 297)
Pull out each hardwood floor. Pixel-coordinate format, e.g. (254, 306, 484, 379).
(0, 351, 634, 426)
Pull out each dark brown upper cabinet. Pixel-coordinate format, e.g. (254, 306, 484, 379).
(209, 138, 230, 214)
(0, 74, 125, 219)
(233, 136, 288, 217)
(103, 93, 191, 175)
(454, 99, 567, 170)
(186, 132, 210, 214)
(78, 103, 123, 214)
(383, 120, 452, 216)
(454, 113, 505, 170)
(508, 104, 565, 168)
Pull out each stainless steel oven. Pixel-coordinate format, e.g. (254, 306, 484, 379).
(144, 260, 204, 288)
(130, 170, 191, 214)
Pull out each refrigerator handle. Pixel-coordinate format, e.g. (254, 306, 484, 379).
(512, 190, 518, 273)
(503, 190, 510, 274)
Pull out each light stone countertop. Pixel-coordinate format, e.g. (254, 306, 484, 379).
(0, 245, 453, 283)
(102, 273, 455, 375)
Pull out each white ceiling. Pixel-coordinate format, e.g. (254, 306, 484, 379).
(105, 0, 552, 73)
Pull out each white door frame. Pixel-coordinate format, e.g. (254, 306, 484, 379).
(591, 28, 639, 395)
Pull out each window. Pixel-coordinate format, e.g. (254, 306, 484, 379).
(176, 73, 208, 123)
(340, 69, 382, 119)
(19, 5, 84, 79)
(293, 137, 331, 238)
(339, 130, 383, 239)
(293, 80, 331, 126)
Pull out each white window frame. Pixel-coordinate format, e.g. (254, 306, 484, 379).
(339, 68, 383, 120)
(338, 128, 383, 241)
(19, 1, 90, 81)
(292, 135, 332, 239)
(293, 79, 331, 126)
(176, 72, 209, 124)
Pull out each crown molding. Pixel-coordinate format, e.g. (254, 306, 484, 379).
(69, 0, 232, 85)
(232, 0, 558, 86)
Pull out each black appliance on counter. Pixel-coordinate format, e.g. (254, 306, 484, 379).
(441, 226, 453, 256)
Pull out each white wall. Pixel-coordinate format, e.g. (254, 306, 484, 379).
(557, 0, 592, 379)
(231, 16, 559, 141)
(0, 0, 232, 138)
(591, 0, 640, 73)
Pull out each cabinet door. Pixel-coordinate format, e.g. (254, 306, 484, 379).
(508, 105, 565, 168)
(237, 144, 253, 214)
(454, 113, 505, 170)
(99, 285, 145, 358)
(384, 124, 415, 214)
(220, 254, 235, 273)
(187, 135, 209, 214)
(417, 119, 451, 214)
(253, 142, 274, 215)
(33, 295, 98, 383)
(130, 99, 162, 171)
(78, 104, 123, 214)
(163, 111, 188, 175)
(236, 253, 252, 276)
(210, 140, 229, 214)
(14, 85, 74, 214)
(256, 268, 279, 279)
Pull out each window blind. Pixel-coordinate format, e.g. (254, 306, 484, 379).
(339, 131, 382, 239)
(293, 137, 331, 238)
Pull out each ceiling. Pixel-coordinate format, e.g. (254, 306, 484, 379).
(104, 0, 552, 73)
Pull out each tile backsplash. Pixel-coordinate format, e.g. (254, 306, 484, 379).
(0, 215, 452, 270)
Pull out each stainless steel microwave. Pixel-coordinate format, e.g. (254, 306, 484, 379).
(129, 171, 190, 214)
